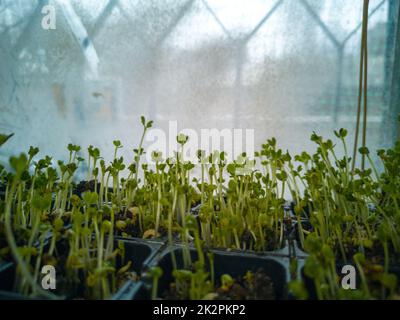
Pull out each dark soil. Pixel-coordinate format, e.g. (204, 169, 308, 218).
(73, 180, 97, 197)
(217, 269, 275, 300)
(112, 208, 170, 239)
(113, 209, 142, 238)
(340, 240, 400, 267)
(164, 268, 275, 300)
(243, 228, 282, 252)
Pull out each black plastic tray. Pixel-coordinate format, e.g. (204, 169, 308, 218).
(141, 244, 290, 300)
(177, 239, 292, 258)
(0, 262, 14, 292)
(0, 238, 164, 300)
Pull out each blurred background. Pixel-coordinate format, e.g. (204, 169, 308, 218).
(0, 0, 399, 168)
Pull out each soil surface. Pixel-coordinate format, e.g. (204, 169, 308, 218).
(164, 268, 276, 300)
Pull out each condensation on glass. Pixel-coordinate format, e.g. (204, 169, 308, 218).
(0, 0, 398, 168)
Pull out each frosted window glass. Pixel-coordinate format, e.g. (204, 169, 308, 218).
(0, 0, 398, 169)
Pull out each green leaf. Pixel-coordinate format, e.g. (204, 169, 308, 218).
(358, 147, 370, 155)
(177, 133, 188, 144)
(0, 133, 14, 147)
(304, 255, 322, 278)
(379, 273, 397, 291)
(32, 193, 52, 211)
(304, 233, 323, 254)
(353, 253, 366, 265)
(149, 266, 163, 278)
(321, 244, 334, 262)
(28, 146, 39, 158)
(82, 191, 98, 205)
(9, 153, 28, 173)
(289, 280, 309, 300)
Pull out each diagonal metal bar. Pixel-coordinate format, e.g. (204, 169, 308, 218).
(299, 0, 340, 48)
(156, 0, 195, 45)
(201, 0, 233, 40)
(57, 0, 99, 77)
(13, 0, 45, 54)
(243, 0, 284, 43)
(342, 0, 386, 46)
(91, 0, 119, 39)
